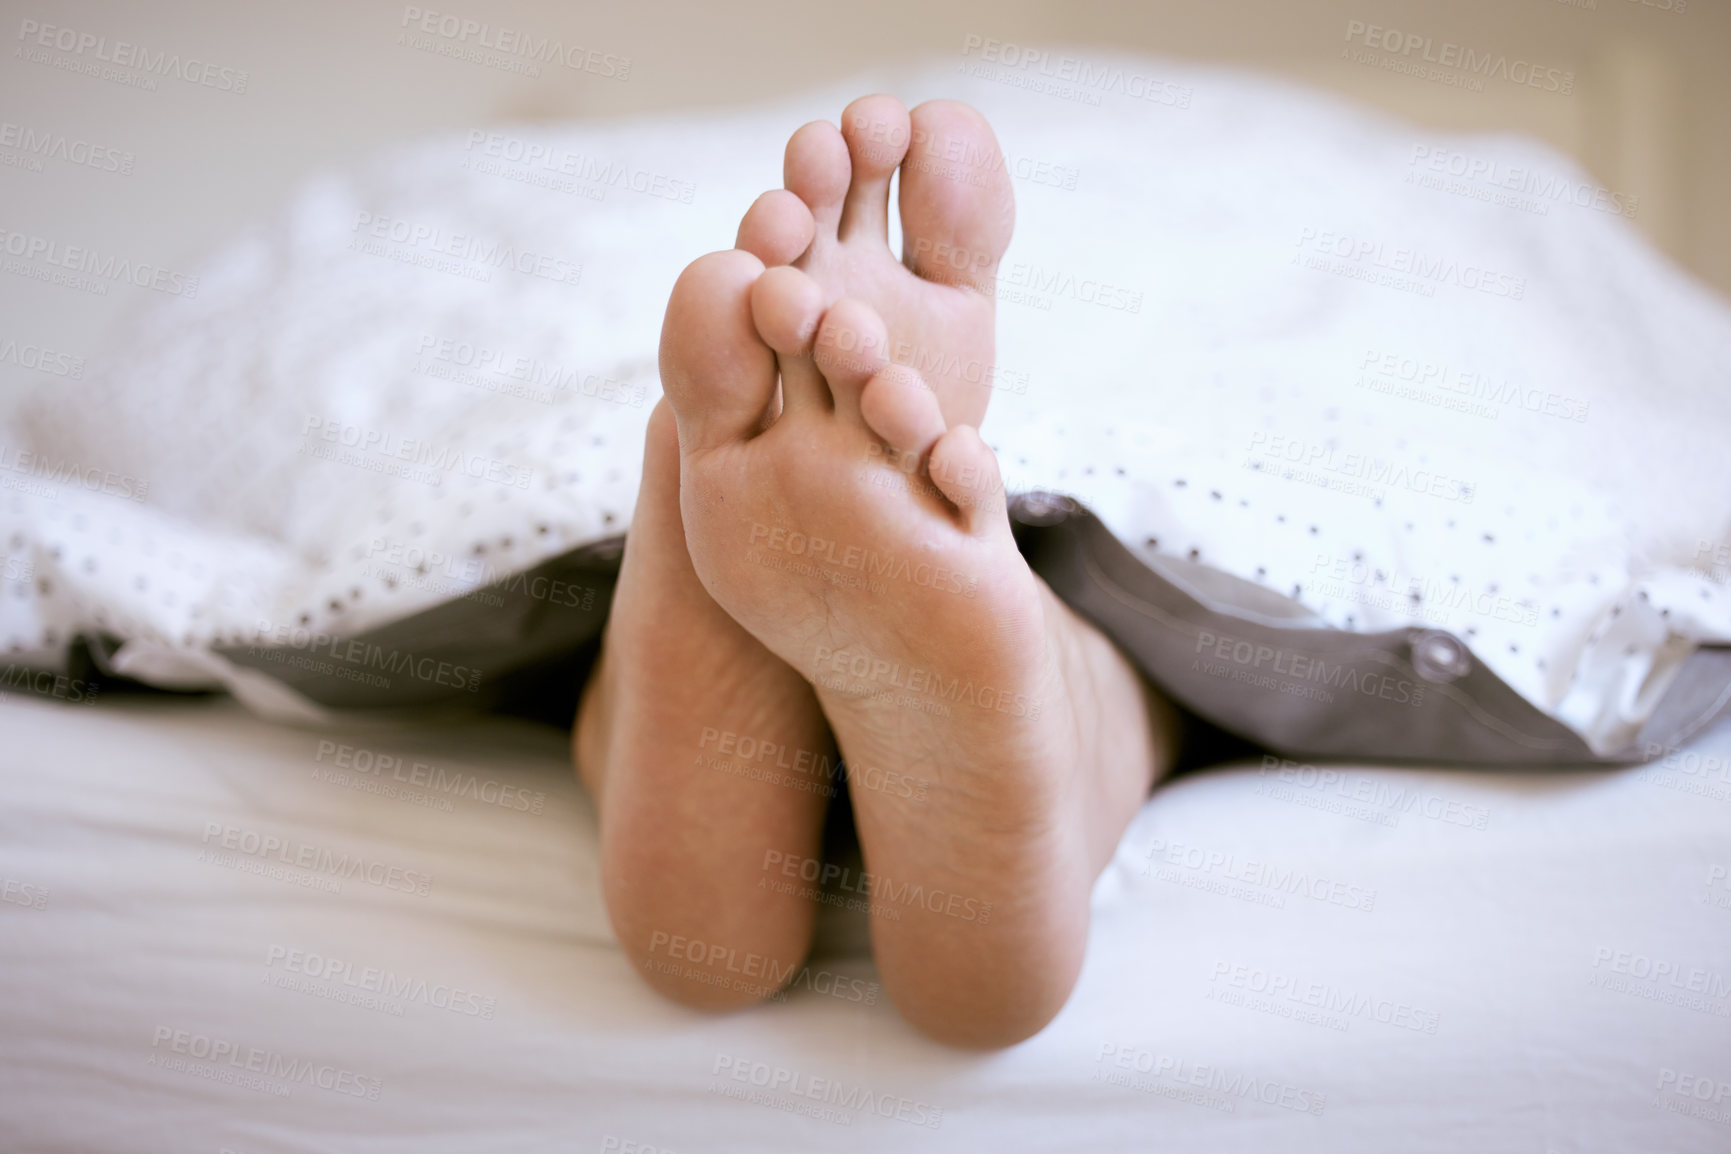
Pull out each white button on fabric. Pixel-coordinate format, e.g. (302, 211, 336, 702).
(1014, 491, 1074, 526)
(1411, 630, 1472, 683)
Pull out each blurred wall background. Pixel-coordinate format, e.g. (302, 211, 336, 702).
(2, 0, 1727, 418)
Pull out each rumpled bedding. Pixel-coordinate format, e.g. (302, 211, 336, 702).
(6, 52, 1731, 757)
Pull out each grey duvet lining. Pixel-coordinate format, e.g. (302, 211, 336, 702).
(216, 494, 1728, 765)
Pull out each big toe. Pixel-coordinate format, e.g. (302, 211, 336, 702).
(899, 100, 1016, 293)
(659, 249, 777, 454)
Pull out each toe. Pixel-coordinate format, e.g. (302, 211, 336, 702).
(811, 297, 890, 423)
(736, 189, 816, 266)
(658, 249, 777, 454)
(899, 100, 1016, 294)
(750, 265, 825, 354)
(928, 425, 1006, 529)
(784, 120, 851, 241)
(859, 365, 945, 464)
(838, 94, 911, 245)
(750, 265, 831, 416)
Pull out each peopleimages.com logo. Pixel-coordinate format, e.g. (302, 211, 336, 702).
(15, 18, 250, 93)
(397, 6, 631, 80)
(1342, 20, 1573, 94)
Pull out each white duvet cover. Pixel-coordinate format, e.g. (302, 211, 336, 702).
(8, 55, 1731, 754)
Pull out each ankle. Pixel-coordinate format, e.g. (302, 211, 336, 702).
(1039, 580, 1170, 868)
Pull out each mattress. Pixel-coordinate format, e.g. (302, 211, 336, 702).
(2, 690, 1727, 1152)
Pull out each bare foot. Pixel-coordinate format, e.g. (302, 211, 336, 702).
(574, 398, 833, 1011)
(662, 97, 1176, 1046)
(736, 94, 1012, 429)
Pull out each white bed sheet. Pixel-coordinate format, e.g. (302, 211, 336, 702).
(1, 693, 1727, 1152)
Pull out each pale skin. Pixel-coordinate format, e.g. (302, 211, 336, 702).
(574, 95, 1179, 1048)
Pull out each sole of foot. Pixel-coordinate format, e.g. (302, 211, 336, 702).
(663, 97, 1169, 1046)
(574, 400, 835, 1011)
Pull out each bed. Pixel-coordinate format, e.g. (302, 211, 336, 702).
(3, 688, 1726, 1152)
(5, 50, 1731, 1152)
